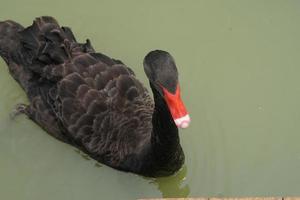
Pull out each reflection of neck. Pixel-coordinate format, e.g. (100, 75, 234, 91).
(150, 83, 183, 171)
(153, 165, 190, 198)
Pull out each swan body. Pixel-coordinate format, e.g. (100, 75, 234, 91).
(0, 16, 190, 177)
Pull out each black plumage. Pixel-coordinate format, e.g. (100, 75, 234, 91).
(0, 16, 185, 177)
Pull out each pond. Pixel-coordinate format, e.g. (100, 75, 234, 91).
(1, 0, 300, 199)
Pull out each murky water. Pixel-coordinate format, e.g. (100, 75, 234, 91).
(1, 0, 300, 199)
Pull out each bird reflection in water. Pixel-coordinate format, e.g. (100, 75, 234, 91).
(147, 165, 190, 198)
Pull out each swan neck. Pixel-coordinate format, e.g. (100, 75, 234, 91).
(150, 82, 181, 155)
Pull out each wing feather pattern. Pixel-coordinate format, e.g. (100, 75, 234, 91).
(10, 16, 154, 171)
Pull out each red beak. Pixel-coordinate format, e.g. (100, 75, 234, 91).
(161, 83, 191, 128)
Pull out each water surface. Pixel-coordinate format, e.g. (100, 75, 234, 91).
(1, 0, 300, 199)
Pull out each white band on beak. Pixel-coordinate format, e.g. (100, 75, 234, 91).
(174, 114, 191, 129)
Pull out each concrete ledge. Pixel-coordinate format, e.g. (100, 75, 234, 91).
(138, 197, 299, 200)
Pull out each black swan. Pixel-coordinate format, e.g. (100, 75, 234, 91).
(0, 16, 190, 177)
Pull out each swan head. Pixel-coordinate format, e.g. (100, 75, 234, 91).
(143, 50, 190, 129)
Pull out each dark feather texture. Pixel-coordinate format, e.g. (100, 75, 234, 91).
(0, 16, 184, 177)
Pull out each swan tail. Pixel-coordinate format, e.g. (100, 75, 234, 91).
(0, 19, 34, 91)
(0, 20, 24, 64)
(0, 16, 95, 91)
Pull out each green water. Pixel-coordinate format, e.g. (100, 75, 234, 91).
(1, 0, 300, 199)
